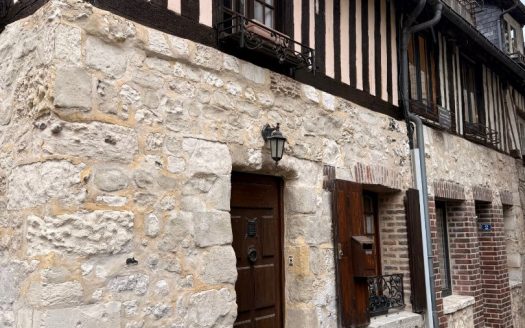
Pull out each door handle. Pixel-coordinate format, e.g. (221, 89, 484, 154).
(338, 242, 343, 260)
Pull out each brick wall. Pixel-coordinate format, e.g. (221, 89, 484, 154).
(476, 202, 513, 328)
(379, 193, 412, 308)
(428, 198, 447, 328)
(429, 189, 514, 327)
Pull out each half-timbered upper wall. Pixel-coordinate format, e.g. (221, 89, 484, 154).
(435, 30, 524, 156)
(164, 0, 399, 107)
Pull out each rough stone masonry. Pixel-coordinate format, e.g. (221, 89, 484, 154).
(0, 0, 523, 327)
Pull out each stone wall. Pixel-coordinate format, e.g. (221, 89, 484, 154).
(0, 0, 523, 327)
(511, 281, 524, 328)
(0, 1, 411, 327)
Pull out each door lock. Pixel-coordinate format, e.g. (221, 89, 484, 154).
(338, 242, 343, 260)
(248, 247, 258, 263)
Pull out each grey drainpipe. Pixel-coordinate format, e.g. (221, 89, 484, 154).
(400, 1, 443, 327)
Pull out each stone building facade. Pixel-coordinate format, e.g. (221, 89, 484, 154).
(0, 0, 524, 328)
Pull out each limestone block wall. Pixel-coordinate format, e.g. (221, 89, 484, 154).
(0, 1, 414, 327)
(0, 1, 523, 327)
(511, 281, 524, 328)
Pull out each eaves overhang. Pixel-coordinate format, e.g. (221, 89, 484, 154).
(439, 1, 525, 88)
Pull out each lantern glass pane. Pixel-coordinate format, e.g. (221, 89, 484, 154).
(276, 138, 285, 158)
(270, 138, 278, 159)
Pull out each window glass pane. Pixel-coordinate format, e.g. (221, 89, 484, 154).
(365, 215, 374, 235)
(436, 205, 451, 295)
(224, 0, 232, 9)
(238, 0, 245, 15)
(408, 38, 418, 100)
(265, 7, 273, 28)
(265, 0, 273, 5)
(511, 27, 517, 53)
(254, 2, 264, 22)
(419, 37, 428, 103)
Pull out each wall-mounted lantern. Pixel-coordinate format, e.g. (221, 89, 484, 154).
(261, 123, 287, 164)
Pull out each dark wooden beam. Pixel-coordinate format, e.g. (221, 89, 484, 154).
(0, 0, 48, 30)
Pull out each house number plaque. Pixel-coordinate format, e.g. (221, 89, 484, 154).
(480, 224, 493, 232)
(247, 218, 257, 237)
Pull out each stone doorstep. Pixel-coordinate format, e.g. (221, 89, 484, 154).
(443, 295, 476, 315)
(368, 311, 424, 328)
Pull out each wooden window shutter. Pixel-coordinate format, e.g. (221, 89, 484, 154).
(405, 189, 426, 313)
(332, 180, 370, 328)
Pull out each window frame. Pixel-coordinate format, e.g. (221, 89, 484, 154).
(222, 0, 283, 32)
(436, 201, 452, 297)
(408, 32, 441, 120)
(460, 55, 484, 126)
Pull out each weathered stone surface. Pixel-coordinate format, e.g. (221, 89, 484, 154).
(85, 36, 127, 78)
(287, 215, 332, 245)
(27, 211, 134, 256)
(158, 212, 194, 251)
(241, 62, 267, 84)
(0, 261, 31, 305)
(147, 29, 172, 58)
(191, 44, 223, 71)
(285, 185, 318, 214)
(199, 246, 237, 284)
(27, 281, 83, 307)
(55, 24, 82, 65)
(286, 307, 320, 328)
(145, 213, 160, 237)
(30, 302, 121, 328)
(39, 120, 138, 162)
(193, 212, 232, 247)
(96, 195, 127, 207)
(177, 288, 236, 327)
(107, 274, 149, 296)
(7, 160, 86, 210)
(94, 167, 129, 192)
(182, 138, 232, 175)
(54, 66, 92, 108)
(154, 280, 169, 296)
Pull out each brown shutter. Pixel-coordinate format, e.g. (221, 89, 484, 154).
(405, 189, 426, 313)
(332, 180, 370, 327)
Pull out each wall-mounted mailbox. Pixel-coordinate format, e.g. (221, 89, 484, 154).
(351, 235, 376, 278)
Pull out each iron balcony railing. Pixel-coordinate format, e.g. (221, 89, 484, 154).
(217, 10, 315, 73)
(367, 274, 405, 317)
(510, 52, 525, 68)
(463, 121, 501, 148)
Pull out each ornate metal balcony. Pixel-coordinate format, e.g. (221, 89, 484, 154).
(367, 274, 405, 317)
(463, 121, 501, 148)
(217, 10, 315, 73)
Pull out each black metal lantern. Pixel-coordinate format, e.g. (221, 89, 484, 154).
(262, 123, 287, 163)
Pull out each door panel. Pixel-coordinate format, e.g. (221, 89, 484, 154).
(333, 180, 371, 328)
(231, 172, 283, 328)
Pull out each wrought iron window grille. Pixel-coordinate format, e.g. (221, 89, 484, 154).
(217, 10, 315, 73)
(367, 274, 405, 317)
(463, 121, 501, 148)
(409, 100, 452, 131)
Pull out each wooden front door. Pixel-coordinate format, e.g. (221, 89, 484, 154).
(333, 180, 380, 327)
(231, 172, 283, 328)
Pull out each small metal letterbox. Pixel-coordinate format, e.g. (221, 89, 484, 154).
(351, 235, 376, 278)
